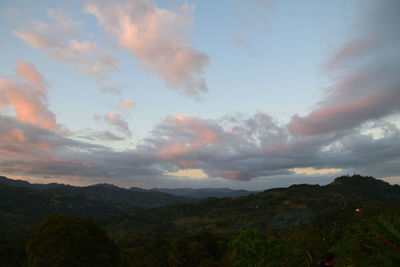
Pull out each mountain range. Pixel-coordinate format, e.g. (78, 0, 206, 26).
(2, 174, 398, 237)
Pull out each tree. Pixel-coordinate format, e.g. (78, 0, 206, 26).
(329, 213, 400, 266)
(26, 215, 120, 267)
(228, 228, 306, 267)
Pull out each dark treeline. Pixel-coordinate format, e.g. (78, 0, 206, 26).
(1, 175, 400, 266)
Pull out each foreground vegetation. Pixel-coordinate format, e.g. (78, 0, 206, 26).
(1, 175, 400, 266)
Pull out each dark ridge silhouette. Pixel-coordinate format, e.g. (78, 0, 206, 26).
(151, 187, 257, 199)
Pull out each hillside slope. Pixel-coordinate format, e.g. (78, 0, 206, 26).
(0, 176, 194, 235)
(109, 175, 400, 240)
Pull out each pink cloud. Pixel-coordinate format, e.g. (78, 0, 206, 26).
(0, 61, 63, 132)
(119, 99, 135, 111)
(324, 39, 373, 73)
(14, 8, 118, 77)
(172, 114, 219, 144)
(0, 115, 97, 180)
(5, 158, 93, 175)
(157, 114, 219, 161)
(85, 0, 209, 96)
(219, 170, 249, 181)
(289, 2, 400, 136)
(289, 91, 397, 135)
(290, 51, 400, 136)
(0, 128, 52, 156)
(17, 60, 46, 89)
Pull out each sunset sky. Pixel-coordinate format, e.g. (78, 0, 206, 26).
(0, 0, 399, 190)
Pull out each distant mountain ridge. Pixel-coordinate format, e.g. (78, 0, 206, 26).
(0, 175, 195, 235)
(151, 187, 257, 199)
(0, 176, 258, 199)
(0, 176, 195, 209)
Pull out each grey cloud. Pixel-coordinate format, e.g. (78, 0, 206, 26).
(140, 113, 400, 182)
(0, 114, 166, 183)
(94, 113, 132, 137)
(1, 112, 400, 187)
(289, 0, 400, 136)
(92, 131, 125, 141)
(76, 130, 126, 141)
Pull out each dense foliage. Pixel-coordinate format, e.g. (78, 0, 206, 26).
(0, 177, 194, 236)
(1, 175, 400, 266)
(26, 215, 120, 267)
(228, 228, 305, 266)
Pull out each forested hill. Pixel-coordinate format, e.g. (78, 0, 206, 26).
(2, 175, 400, 266)
(105, 175, 400, 266)
(0, 175, 196, 209)
(1, 174, 399, 236)
(0, 175, 195, 234)
(0, 175, 255, 235)
(109, 175, 400, 238)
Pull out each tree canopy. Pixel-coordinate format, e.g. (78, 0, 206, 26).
(26, 215, 120, 267)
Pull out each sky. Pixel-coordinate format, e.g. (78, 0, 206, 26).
(0, 0, 399, 190)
